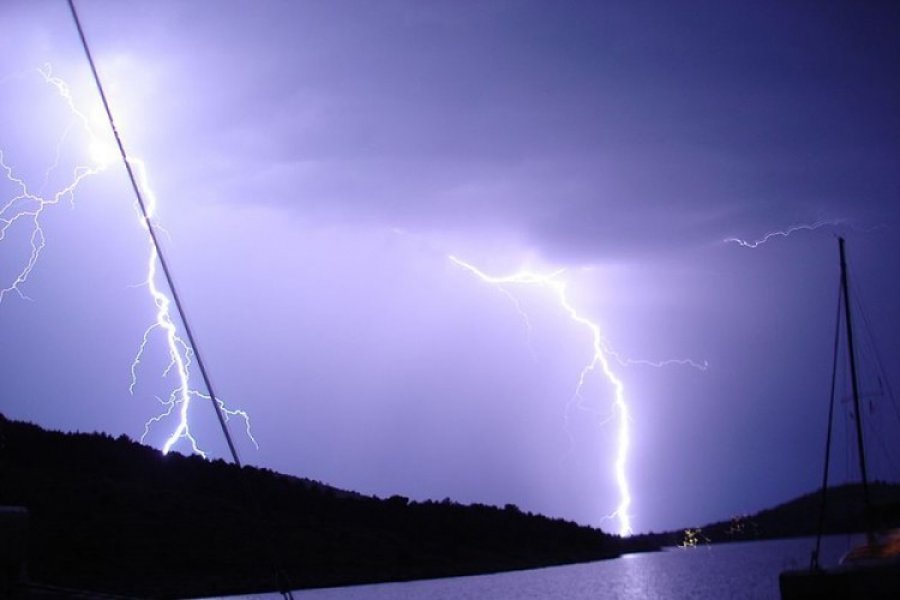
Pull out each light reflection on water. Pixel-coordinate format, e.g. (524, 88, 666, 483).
(220, 535, 856, 600)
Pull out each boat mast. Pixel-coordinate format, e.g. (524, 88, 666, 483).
(839, 236, 871, 520)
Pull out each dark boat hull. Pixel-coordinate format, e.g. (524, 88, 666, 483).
(780, 562, 900, 599)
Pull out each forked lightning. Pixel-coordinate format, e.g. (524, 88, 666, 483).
(451, 255, 706, 536)
(0, 66, 254, 457)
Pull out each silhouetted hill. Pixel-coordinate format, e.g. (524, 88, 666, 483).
(631, 482, 900, 548)
(0, 414, 635, 598)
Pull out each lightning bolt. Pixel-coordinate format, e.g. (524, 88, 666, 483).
(608, 355, 709, 371)
(723, 219, 843, 248)
(450, 255, 708, 536)
(1, 65, 109, 303)
(449, 255, 635, 534)
(1, 65, 255, 457)
(124, 159, 257, 457)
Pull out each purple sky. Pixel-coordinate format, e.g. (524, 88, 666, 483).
(2, 0, 899, 534)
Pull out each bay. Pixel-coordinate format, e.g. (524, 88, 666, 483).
(221, 535, 857, 600)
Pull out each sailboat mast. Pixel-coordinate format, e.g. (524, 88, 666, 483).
(839, 236, 871, 517)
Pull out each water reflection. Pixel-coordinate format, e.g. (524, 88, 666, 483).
(215, 535, 856, 600)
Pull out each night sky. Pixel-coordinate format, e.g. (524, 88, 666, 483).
(2, 0, 899, 535)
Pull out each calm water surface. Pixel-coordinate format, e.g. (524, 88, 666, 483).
(225, 535, 857, 600)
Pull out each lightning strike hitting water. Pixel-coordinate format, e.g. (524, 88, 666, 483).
(450, 255, 708, 536)
(0, 66, 255, 457)
(723, 219, 843, 248)
(449, 255, 635, 534)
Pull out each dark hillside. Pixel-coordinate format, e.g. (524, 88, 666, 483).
(630, 482, 900, 549)
(703, 482, 900, 542)
(0, 414, 631, 598)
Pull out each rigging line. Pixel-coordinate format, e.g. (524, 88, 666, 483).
(812, 280, 843, 569)
(847, 258, 900, 427)
(66, 6, 298, 596)
(66, 0, 242, 468)
(844, 254, 900, 477)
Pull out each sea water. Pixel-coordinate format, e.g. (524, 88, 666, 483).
(223, 535, 856, 600)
